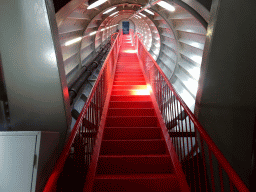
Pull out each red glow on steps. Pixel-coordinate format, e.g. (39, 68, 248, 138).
(85, 35, 189, 191)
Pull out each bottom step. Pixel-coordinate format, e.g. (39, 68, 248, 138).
(93, 174, 181, 192)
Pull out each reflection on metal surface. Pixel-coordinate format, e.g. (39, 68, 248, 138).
(45, 49, 57, 65)
(157, 1, 175, 12)
(65, 37, 82, 46)
(191, 55, 202, 64)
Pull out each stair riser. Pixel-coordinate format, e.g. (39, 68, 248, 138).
(114, 76, 144, 80)
(114, 77, 145, 81)
(112, 85, 147, 90)
(105, 116, 158, 127)
(111, 90, 150, 96)
(96, 156, 174, 174)
(100, 140, 167, 155)
(103, 127, 162, 140)
(93, 176, 180, 192)
(109, 101, 153, 108)
(108, 108, 155, 116)
(110, 95, 151, 102)
(113, 81, 146, 85)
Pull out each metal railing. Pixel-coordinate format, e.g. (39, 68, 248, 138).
(135, 35, 250, 192)
(43, 32, 122, 192)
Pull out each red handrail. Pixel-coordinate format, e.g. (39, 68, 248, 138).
(43, 33, 121, 192)
(135, 35, 249, 192)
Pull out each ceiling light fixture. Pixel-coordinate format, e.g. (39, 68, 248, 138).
(157, 1, 175, 12)
(139, 13, 146, 17)
(103, 7, 116, 14)
(89, 31, 97, 36)
(87, 0, 108, 9)
(110, 11, 119, 16)
(144, 9, 154, 15)
(65, 37, 82, 46)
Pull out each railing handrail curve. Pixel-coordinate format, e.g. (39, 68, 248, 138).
(43, 33, 120, 192)
(135, 35, 249, 192)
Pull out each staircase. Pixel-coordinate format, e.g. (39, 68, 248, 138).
(88, 35, 186, 191)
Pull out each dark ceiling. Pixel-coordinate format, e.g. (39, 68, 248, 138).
(53, 0, 71, 13)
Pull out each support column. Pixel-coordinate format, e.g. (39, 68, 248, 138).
(195, 0, 256, 188)
(0, 0, 71, 154)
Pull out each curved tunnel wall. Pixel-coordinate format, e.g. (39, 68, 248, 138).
(57, 0, 209, 111)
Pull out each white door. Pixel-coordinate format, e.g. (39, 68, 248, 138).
(0, 135, 37, 192)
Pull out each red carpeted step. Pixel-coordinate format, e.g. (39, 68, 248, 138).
(93, 174, 181, 192)
(109, 101, 153, 108)
(114, 77, 145, 81)
(105, 116, 158, 127)
(100, 139, 167, 155)
(115, 71, 143, 75)
(113, 81, 146, 85)
(108, 108, 155, 116)
(115, 74, 144, 78)
(110, 95, 151, 101)
(103, 127, 162, 140)
(112, 85, 147, 90)
(112, 90, 149, 96)
(96, 155, 174, 175)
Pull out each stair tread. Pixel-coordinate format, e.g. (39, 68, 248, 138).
(87, 35, 187, 192)
(99, 154, 170, 158)
(95, 173, 177, 179)
(102, 139, 165, 142)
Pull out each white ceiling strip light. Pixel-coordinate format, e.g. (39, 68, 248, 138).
(157, 1, 175, 12)
(87, 0, 108, 9)
(89, 31, 97, 36)
(144, 9, 154, 15)
(65, 37, 82, 46)
(103, 7, 116, 14)
(139, 13, 146, 17)
(110, 11, 119, 17)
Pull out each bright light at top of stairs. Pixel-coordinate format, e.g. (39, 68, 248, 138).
(132, 89, 150, 95)
(144, 9, 154, 15)
(123, 50, 137, 53)
(157, 1, 175, 12)
(147, 85, 152, 92)
(87, 0, 108, 9)
(103, 7, 116, 14)
(130, 85, 152, 95)
(64, 37, 82, 46)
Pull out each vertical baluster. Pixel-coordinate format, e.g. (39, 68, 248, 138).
(178, 103, 186, 161)
(195, 129, 202, 192)
(173, 97, 181, 161)
(219, 164, 224, 192)
(188, 118, 197, 191)
(176, 98, 183, 162)
(229, 178, 234, 192)
(184, 111, 192, 189)
(200, 136, 209, 191)
(209, 150, 215, 192)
